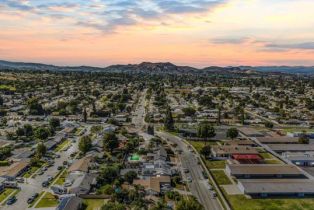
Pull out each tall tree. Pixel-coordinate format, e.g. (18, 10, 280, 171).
(226, 128, 239, 140)
(36, 142, 47, 158)
(79, 135, 92, 154)
(176, 197, 204, 210)
(103, 132, 119, 153)
(164, 107, 175, 131)
(197, 123, 216, 141)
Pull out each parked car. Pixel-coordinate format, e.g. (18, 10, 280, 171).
(16, 177, 25, 183)
(51, 185, 67, 195)
(57, 166, 63, 170)
(6, 196, 17, 205)
(37, 170, 44, 175)
(42, 181, 49, 187)
(47, 175, 53, 182)
(27, 193, 39, 204)
(183, 168, 189, 173)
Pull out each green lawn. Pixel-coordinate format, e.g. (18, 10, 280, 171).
(23, 166, 41, 178)
(226, 194, 314, 210)
(83, 199, 108, 210)
(0, 189, 14, 203)
(54, 139, 70, 152)
(259, 152, 274, 159)
(35, 192, 59, 208)
(211, 170, 232, 185)
(205, 160, 226, 169)
(54, 170, 68, 185)
(189, 141, 218, 153)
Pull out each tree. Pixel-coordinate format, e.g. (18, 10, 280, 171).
(34, 127, 50, 140)
(217, 106, 221, 125)
(164, 107, 175, 131)
(200, 145, 211, 157)
(197, 123, 216, 140)
(97, 165, 120, 185)
(147, 124, 154, 135)
(49, 118, 60, 129)
(101, 202, 126, 210)
(176, 197, 204, 210)
(27, 97, 45, 115)
(36, 142, 47, 158)
(23, 124, 33, 137)
(79, 135, 92, 154)
(124, 171, 137, 184)
(182, 107, 196, 116)
(226, 128, 239, 140)
(299, 131, 309, 144)
(103, 132, 119, 152)
(16, 127, 25, 136)
(83, 108, 87, 122)
(265, 122, 274, 129)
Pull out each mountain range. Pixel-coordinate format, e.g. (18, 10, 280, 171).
(0, 60, 313, 75)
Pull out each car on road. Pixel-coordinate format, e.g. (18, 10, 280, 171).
(202, 171, 208, 179)
(6, 196, 17, 205)
(27, 193, 39, 204)
(183, 168, 189, 173)
(187, 176, 192, 183)
(210, 191, 217, 198)
(55, 154, 61, 158)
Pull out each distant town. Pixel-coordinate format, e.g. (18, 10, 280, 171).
(0, 62, 314, 210)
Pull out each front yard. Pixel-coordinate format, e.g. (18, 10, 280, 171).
(35, 192, 59, 208)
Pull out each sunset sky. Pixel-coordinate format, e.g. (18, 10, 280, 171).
(0, 0, 314, 67)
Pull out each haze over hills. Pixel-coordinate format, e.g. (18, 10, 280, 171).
(0, 60, 313, 75)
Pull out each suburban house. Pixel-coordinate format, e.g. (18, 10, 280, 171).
(68, 157, 92, 174)
(67, 172, 97, 195)
(133, 175, 171, 195)
(0, 160, 30, 180)
(56, 196, 83, 210)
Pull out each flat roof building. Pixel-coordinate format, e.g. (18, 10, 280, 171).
(256, 137, 299, 144)
(211, 145, 259, 158)
(226, 164, 305, 179)
(238, 179, 314, 197)
(268, 144, 314, 153)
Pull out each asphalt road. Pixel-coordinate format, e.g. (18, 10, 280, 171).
(157, 131, 223, 210)
(1, 130, 80, 210)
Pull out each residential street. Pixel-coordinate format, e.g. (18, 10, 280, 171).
(1, 134, 79, 210)
(156, 131, 223, 210)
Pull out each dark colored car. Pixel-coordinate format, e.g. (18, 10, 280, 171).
(6, 196, 17, 205)
(27, 193, 39, 204)
(42, 181, 49, 187)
